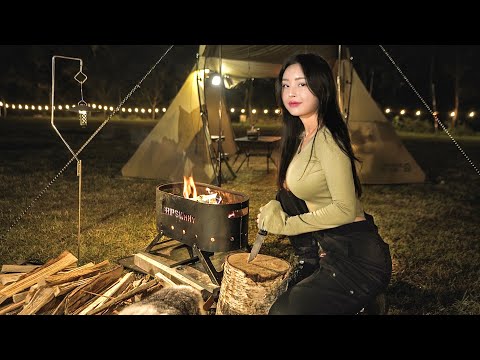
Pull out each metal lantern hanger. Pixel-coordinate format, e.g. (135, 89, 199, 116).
(73, 69, 89, 127)
(50, 55, 88, 260)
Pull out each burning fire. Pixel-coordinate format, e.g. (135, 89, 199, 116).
(183, 176, 222, 204)
(183, 176, 197, 200)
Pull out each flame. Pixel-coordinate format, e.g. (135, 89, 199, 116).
(183, 176, 197, 200)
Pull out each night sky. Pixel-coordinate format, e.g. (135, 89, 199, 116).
(1, 44, 480, 114)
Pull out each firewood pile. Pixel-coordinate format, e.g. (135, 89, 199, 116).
(0, 250, 164, 315)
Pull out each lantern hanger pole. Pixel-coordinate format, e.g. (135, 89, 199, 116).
(50, 55, 87, 261)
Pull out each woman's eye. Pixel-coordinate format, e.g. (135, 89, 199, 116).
(282, 84, 289, 88)
(299, 83, 306, 87)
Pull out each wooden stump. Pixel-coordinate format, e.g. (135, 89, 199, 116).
(216, 253, 291, 315)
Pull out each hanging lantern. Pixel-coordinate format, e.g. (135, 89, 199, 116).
(71, 100, 90, 127)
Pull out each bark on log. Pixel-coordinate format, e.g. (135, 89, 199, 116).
(78, 271, 135, 315)
(216, 253, 291, 315)
(65, 265, 123, 315)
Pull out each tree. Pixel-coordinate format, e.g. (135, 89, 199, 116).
(437, 45, 479, 129)
(135, 46, 195, 119)
(429, 47, 439, 132)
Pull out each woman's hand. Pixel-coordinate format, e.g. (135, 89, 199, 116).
(256, 200, 289, 235)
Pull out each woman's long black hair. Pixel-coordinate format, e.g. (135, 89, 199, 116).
(276, 53, 362, 197)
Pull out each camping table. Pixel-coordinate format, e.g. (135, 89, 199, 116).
(234, 136, 282, 173)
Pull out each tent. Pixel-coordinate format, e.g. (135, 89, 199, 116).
(122, 45, 425, 184)
(121, 69, 235, 184)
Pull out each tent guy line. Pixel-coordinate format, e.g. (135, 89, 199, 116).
(379, 45, 480, 178)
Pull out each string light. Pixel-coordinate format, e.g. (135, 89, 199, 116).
(2, 101, 480, 122)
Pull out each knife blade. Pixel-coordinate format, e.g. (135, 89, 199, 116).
(247, 229, 268, 262)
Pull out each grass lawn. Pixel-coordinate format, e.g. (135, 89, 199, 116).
(1, 116, 479, 314)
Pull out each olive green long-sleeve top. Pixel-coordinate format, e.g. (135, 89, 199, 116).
(281, 126, 364, 235)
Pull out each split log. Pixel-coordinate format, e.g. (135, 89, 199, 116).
(43, 260, 108, 286)
(0, 250, 78, 305)
(37, 297, 66, 315)
(64, 265, 123, 315)
(154, 271, 177, 287)
(0, 273, 23, 285)
(0, 299, 26, 315)
(1, 264, 41, 273)
(18, 286, 55, 315)
(134, 252, 219, 295)
(24, 284, 39, 304)
(78, 271, 135, 315)
(216, 253, 291, 315)
(87, 278, 160, 315)
(12, 290, 29, 303)
(53, 277, 98, 297)
(51, 296, 68, 315)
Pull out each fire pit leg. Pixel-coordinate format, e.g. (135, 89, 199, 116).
(192, 244, 223, 286)
(145, 232, 164, 253)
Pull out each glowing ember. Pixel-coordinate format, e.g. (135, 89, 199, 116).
(198, 193, 221, 204)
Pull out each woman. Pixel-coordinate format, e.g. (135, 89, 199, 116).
(257, 53, 392, 315)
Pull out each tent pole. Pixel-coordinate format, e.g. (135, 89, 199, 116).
(195, 52, 218, 183)
(217, 45, 223, 187)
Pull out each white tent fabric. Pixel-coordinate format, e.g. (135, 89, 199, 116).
(198, 45, 338, 87)
(122, 45, 425, 185)
(121, 68, 238, 184)
(345, 62, 425, 183)
(121, 71, 215, 183)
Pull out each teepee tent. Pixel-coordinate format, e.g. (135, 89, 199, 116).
(340, 58, 426, 183)
(122, 45, 425, 185)
(198, 44, 425, 184)
(121, 71, 218, 183)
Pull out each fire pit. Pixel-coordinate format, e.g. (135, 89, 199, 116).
(149, 180, 249, 285)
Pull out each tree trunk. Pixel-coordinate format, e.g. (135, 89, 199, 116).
(151, 103, 156, 120)
(452, 52, 460, 129)
(150, 96, 158, 120)
(430, 54, 438, 132)
(216, 253, 291, 315)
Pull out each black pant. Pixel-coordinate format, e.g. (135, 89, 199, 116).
(268, 189, 392, 315)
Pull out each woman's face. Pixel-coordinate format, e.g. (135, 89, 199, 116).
(281, 63, 319, 120)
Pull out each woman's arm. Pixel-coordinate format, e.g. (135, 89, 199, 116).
(259, 134, 357, 235)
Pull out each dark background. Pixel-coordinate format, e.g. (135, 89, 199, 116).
(1, 44, 479, 116)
